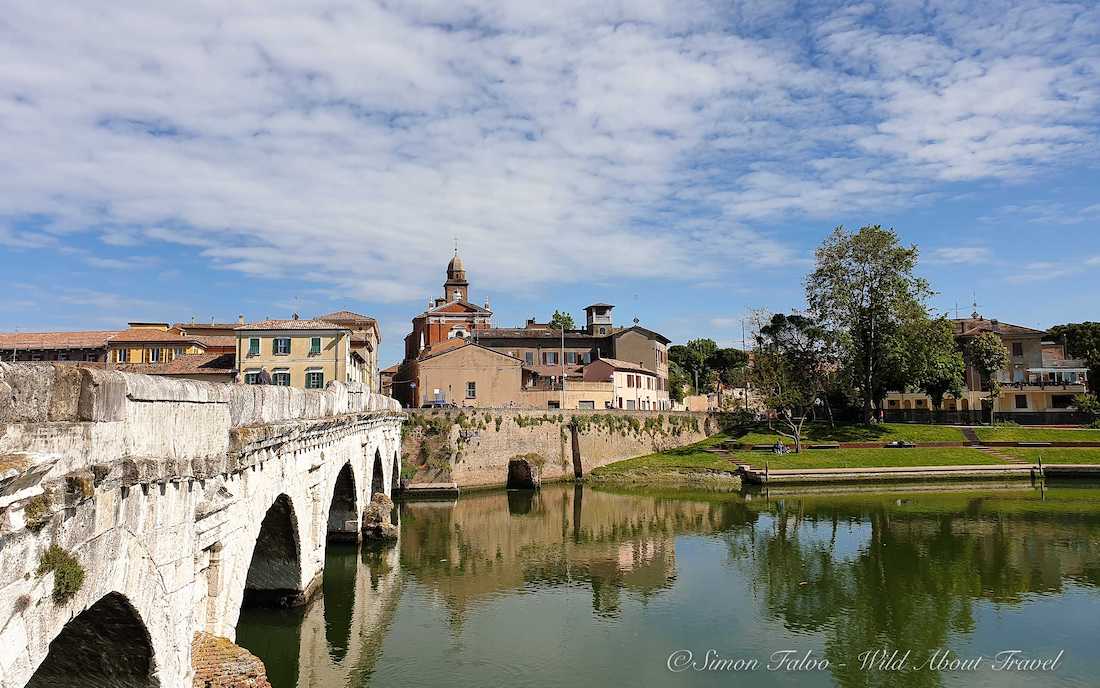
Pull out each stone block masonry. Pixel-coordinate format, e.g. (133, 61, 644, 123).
(402, 408, 719, 488)
(0, 363, 403, 688)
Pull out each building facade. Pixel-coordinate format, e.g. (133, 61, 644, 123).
(234, 318, 363, 389)
(393, 253, 672, 409)
(0, 330, 119, 362)
(316, 310, 381, 392)
(885, 314, 1090, 414)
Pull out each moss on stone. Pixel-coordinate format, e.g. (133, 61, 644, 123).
(36, 545, 85, 603)
(24, 493, 52, 532)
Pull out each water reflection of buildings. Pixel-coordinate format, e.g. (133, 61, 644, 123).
(238, 543, 404, 688)
(399, 485, 748, 620)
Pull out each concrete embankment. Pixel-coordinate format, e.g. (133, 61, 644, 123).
(737, 463, 1100, 486)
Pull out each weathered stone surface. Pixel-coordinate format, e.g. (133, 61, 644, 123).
(0, 363, 405, 688)
(191, 632, 272, 688)
(361, 492, 397, 541)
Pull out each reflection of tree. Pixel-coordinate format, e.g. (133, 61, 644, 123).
(732, 496, 1100, 688)
(398, 486, 757, 624)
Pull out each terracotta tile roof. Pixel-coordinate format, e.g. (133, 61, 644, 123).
(953, 317, 1047, 337)
(0, 330, 120, 350)
(191, 335, 236, 348)
(235, 319, 348, 331)
(380, 363, 401, 375)
(108, 329, 200, 344)
(144, 352, 236, 375)
(590, 357, 655, 373)
(479, 328, 598, 340)
(172, 323, 244, 330)
(315, 310, 377, 323)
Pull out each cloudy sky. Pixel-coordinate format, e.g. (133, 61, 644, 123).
(1, 0, 1098, 365)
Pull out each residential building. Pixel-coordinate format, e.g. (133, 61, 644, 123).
(885, 313, 1090, 414)
(315, 311, 381, 392)
(235, 317, 364, 389)
(0, 330, 119, 362)
(583, 358, 662, 410)
(412, 340, 524, 408)
(393, 252, 672, 409)
(106, 323, 209, 366)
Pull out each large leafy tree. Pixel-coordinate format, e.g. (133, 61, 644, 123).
(753, 313, 832, 452)
(668, 361, 690, 403)
(669, 338, 718, 394)
(900, 317, 966, 410)
(1048, 322, 1100, 395)
(549, 310, 575, 330)
(708, 347, 750, 405)
(966, 331, 1009, 424)
(806, 225, 933, 423)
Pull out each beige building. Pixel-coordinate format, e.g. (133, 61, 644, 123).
(583, 358, 667, 410)
(235, 318, 364, 389)
(315, 311, 381, 392)
(885, 314, 1090, 415)
(412, 340, 524, 407)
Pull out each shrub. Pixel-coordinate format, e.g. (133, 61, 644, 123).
(23, 494, 52, 532)
(36, 545, 85, 603)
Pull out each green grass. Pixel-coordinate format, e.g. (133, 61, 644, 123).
(730, 447, 1002, 470)
(998, 447, 1100, 464)
(974, 427, 1100, 443)
(732, 422, 966, 445)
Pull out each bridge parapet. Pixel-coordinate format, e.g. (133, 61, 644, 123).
(0, 362, 401, 489)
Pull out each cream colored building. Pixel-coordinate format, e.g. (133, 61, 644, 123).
(235, 318, 364, 389)
(315, 310, 381, 392)
(583, 358, 669, 410)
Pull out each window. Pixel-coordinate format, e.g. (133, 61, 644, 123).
(57, 352, 68, 361)
(84, 352, 98, 362)
(524, 352, 534, 365)
(626, 399, 636, 410)
(547, 400, 560, 409)
(248, 338, 260, 356)
(174, 347, 184, 358)
(31, 353, 43, 361)
(273, 338, 291, 355)
(309, 337, 321, 355)
(566, 351, 576, 365)
(1012, 342, 1024, 357)
(244, 369, 260, 385)
(578, 400, 595, 409)
(305, 369, 324, 389)
(599, 327, 607, 335)
(149, 348, 160, 363)
(114, 349, 125, 363)
(543, 351, 558, 365)
(1015, 394, 1028, 409)
(466, 381, 476, 399)
(273, 369, 291, 386)
(626, 374, 634, 388)
(915, 399, 925, 407)
(581, 352, 592, 364)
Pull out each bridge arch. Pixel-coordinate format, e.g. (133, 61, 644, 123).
(242, 493, 304, 607)
(27, 592, 160, 688)
(370, 449, 385, 499)
(326, 462, 360, 542)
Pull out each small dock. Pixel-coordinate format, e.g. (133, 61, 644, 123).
(737, 463, 1100, 486)
(398, 482, 461, 498)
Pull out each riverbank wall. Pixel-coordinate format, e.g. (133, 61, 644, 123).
(400, 409, 722, 488)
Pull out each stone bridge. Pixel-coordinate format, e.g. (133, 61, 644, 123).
(0, 363, 403, 688)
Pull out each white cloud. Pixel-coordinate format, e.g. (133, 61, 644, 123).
(930, 246, 992, 264)
(0, 1, 1096, 302)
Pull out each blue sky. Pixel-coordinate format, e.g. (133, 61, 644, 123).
(1, 1, 1098, 367)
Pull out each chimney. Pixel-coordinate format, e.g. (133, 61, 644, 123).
(238, 314, 245, 325)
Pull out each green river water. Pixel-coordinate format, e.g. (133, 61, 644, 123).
(237, 482, 1100, 688)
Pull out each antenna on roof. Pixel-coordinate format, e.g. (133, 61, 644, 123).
(453, 236, 459, 256)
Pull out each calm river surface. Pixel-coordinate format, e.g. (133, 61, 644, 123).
(237, 482, 1100, 688)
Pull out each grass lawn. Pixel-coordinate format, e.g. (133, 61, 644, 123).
(974, 427, 1100, 443)
(730, 447, 1002, 470)
(998, 447, 1100, 464)
(732, 422, 966, 445)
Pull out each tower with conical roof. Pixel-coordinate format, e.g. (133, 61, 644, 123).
(443, 244, 469, 303)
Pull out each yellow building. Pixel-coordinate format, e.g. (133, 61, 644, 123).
(234, 318, 365, 389)
(106, 323, 207, 365)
